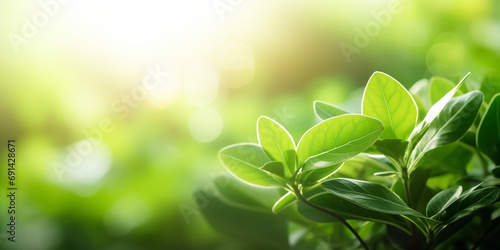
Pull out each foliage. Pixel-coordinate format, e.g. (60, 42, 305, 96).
(201, 71, 500, 249)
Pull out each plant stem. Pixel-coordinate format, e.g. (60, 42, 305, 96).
(401, 167, 413, 208)
(295, 188, 370, 250)
(401, 167, 421, 249)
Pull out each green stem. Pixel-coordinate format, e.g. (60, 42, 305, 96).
(294, 187, 370, 250)
(401, 167, 413, 208)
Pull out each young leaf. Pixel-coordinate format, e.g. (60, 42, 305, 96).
(426, 186, 463, 217)
(429, 77, 464, 105)
(219, 143, 283, 187)
(407, 73, 470, 150)
(477, 94, 500, 165)
(410, 79, 431, 113)
(296, 114, 383, 172)
(373, 139, 408, 166)
(272, 191, 296, 214)
(362, 71, 418, 140)
(297, 163, 343, 187)
(409, 91, 483, 171)
(257, 116, 296, 176)
(321, 178, 427, 219)
(261, 161, 286, 180)
(313, 100, 349, 120)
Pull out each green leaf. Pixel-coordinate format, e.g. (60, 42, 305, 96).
(407, 73, 470, 151)
(429, 77, 464, 105)
(480, 72, 500, 103)
(257, 116, 296, 176)
(493, 166, 500, 178)
(261, 161, 286, 180)
(272, 191, 296, 214)
(409, 91, 483, 171)
(426, 186, 463, 218)
(297, 163, 343, 187)
(373, 139, 408, 166)
(219, 143, 282, 187)
(297, 190, 411, 234)
(321, 178, 427, 219)
(410, 79, 431, 114)
(477, 94, 500, 165)
(438, 187, 500, 223)
(362, 71, 418, 140)
(313, 100, 349, 120)
(296, 114, 383, 172)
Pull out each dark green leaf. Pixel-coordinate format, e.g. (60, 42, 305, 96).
(477, 94, 500, 165)
(297, 191, 411, 234)
(426, 186, 463, 217)
(480, 72, 500, 103)
(373, 139, 408, 166)
(321, 178, 427, 219)
(439, 187, 500, 223)
(407, 73, 470, 153)
(410, 91, 483, 171)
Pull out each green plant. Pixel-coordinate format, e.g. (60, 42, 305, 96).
(200, 71, 500, 249)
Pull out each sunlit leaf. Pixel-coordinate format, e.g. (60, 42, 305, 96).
(219, 143, 283, 187)
(297, 163, 343, 187)
(362, 71, 418, 140)
(313, 100, 349, 120)
(477, 94, 500, 165)
(258, 116, 296, 176)
(272, 191, 296, 214)
(296, 114, 383, 172)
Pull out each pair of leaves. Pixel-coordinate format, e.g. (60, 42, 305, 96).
(220, 114, 384, 189)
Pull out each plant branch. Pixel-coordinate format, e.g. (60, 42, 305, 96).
(295, 187, 370, 250)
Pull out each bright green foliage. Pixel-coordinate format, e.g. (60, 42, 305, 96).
(362, 72, 418, 140)
(313, 100, 349, 120)
(219, 143, 283, 187)
(208, 71, 500, 250)
(297, 114, 383, 173)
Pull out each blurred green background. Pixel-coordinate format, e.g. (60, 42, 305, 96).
(0, 0, 499, 249)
